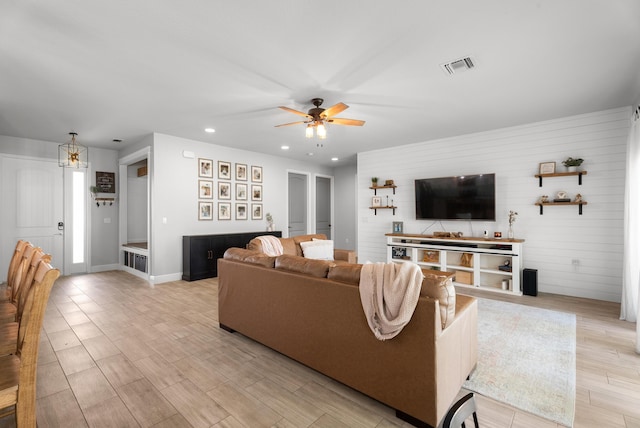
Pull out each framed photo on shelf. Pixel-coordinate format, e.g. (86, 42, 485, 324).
(235, 163, 247, 181)
(198, 180, 213, 199)
(218, 161, 231, 179)
(218, 202, 231, 220)
(198, 201, 213, 221)
(198, 158, 213, 178)
(371, 196, 382, 207)
(539, 161, 556, 174)
(235, 203, 248, 220)
(218, 181, 231, 199)
(251, 203, 263, 220)
(251, 184, 262, 201)
(236, 183, 247, 200)
(251, 165, 263, 182)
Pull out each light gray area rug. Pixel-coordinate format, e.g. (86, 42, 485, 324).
(463, 298, 576, 427)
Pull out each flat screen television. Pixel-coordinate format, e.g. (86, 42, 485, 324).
(414, 173, 496, 221)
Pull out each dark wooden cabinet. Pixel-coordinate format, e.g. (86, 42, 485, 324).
(182, 231, 281, 281)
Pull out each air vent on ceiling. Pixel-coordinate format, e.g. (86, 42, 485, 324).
(441, 56, 476, 75)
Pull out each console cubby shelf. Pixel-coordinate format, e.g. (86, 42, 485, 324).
(386, 233, 524, 295)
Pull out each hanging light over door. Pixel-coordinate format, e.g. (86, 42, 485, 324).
(58, 132, 88, 168)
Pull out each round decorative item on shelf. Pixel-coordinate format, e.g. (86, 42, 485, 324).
(556, 191, 567, 199)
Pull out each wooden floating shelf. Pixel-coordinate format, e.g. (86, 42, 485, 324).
(534, 170, 587, 186)
(369, 185, 397, 195)
(369, 206, 397, 215)
(535, 201, 587, 215)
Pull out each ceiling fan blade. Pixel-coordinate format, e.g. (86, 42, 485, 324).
(320, 102, 349, 118)
(278, 106, 311, 118)
(327, 118, 365, 126)
(274, 120, 308, 128)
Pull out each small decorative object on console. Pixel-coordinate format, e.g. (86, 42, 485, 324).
(499, 259, 512, 272)
(494, 232, 502, 239)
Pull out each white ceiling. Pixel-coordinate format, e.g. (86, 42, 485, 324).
(2, 1, 640, 166)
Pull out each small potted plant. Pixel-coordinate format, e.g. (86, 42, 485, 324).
(371, 177, 378, 187)
(562, 157, 584, 172)
(266, 212, 274, 231)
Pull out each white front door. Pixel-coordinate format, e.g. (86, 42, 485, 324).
(0, 156, 64, 278)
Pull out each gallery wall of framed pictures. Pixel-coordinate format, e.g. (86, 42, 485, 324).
(197, 158, 264, 221)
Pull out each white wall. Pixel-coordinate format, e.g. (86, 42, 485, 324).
(150, 133, 333, 280)
(357, 107, 630, 302)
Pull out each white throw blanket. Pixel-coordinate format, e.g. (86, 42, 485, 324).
(359, 262, 424, 340)
(257, 235, 284, 256)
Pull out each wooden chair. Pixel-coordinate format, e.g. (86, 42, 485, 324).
(0, 250, 50, 356)
(0, 240, 29, 302)
(442, 393, 480, 428)
(0, 260, 60, 427)
(0, 244, 38, 323)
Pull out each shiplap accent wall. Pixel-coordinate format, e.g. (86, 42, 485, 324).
(357, 107, 631, 302)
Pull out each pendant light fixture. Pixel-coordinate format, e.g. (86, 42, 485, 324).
(58, 132, 88, 168)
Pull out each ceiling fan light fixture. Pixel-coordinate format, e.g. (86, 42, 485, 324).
(316, 123, 327, 139)
(305, 124, 314, 139)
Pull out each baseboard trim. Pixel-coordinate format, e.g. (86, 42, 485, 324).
(395, 410, 433, 428)
(149, 273, 182, 284)
(90, 264, 120, 273)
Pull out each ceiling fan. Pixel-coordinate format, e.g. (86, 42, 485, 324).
(275, 98, 365, 139)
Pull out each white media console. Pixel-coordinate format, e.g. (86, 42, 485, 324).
(386, 233, 524, 295)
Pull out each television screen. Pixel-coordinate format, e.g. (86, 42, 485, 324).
(414, 174, 496, 221)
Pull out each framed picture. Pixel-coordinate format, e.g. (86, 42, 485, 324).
(198, 180, 213, 199)
(539, 161, 556, 174)
(235, 203, 248, 220)
(251, 203, 263, 220)
(251, 165, 263, 182)
(218, 161, 231, 179)
(371, 196, 382, 207)
(392, 221, 403, 233)
(96, 171, 116, 193)
(251, 184, 262, 201)
(198, 201, 213, 220)
(218, 202, 231, 220)
(198, 158, 213, 178)
(236, 183, 247, 200)
(218, 181, 231, 199)
(235, 163, 247, 181)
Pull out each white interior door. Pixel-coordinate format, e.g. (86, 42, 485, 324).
(0, 156, 64, 278)
(288, 172, 307, 237)
(315, 176, 332, 238)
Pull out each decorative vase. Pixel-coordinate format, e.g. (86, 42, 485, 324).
(508, 224, 514, 239)
(267, 223, 274, 232)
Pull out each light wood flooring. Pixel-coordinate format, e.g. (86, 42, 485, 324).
(0, 271, 638, 427)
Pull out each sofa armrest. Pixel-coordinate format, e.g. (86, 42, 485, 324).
(334, 249, 357, 264)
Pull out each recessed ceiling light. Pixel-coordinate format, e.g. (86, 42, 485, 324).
(307, 152, 314, 156)
(331, 157, 339, 161)
(204, 128, 215, 133)
(281, 145, 290, 150)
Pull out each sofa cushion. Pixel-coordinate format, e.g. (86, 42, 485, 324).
(327, 264, 362, 285)
(280, 237, 297, 255)
(300, 239, 334, 260)
(292, 234, 327, 256)
(421, 270, 456, 329)
(275, 254, 335, 278)
(223, 248, 275, 268)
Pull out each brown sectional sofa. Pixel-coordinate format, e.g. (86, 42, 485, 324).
(247, 233, 357, 264)
(217, 248, 478, 428)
